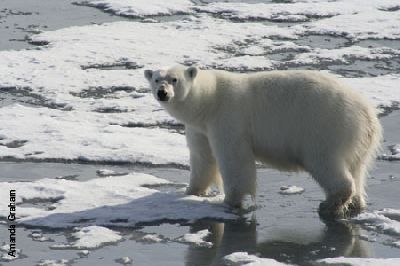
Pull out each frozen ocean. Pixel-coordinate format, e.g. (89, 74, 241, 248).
(0, 0, 399, 265)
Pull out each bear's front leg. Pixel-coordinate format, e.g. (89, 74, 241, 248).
(209, 131, 256, 208)
(186, 127, 221, 196)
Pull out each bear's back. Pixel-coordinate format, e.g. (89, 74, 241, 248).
(234, 70, 377, 169)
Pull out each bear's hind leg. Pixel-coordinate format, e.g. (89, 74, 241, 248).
(310, 161, 356, 219)
(347, 164, 367, 215)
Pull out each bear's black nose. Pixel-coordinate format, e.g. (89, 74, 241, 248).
(157, 89, 169, 101)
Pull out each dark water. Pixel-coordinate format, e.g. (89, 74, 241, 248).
(0, 0, 128, 50)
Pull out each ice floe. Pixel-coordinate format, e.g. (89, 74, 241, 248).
(380, 144, 400, 161)
(0, 244, 23, 261)
(353, 209, 400, 248)
(197, 0, 400, 40)
(224, 252, 291, 266)
(78, 0, 400, 41)
(30, 230, 52, 242)
(66, 226, 122, 249)
(0, 1, 399, 165)
(0, 172, 234, 228)
(0, 15, 289, 164)
(0, 104, 188, 165)
(37, 259, 70, 266)
(317, 256, 400, 266)
(79, 0, 194, 17)
(78, 250, 90, 257)
(177, 229, 213, 247)
(195, 1, 359, 22)
(354, 209, 400, 235)
(295, 7, 400, 41)
(115, 256, 133, 265)
(342, 74, 400, 109)
(0, 15, 295, 106)
(290, 46, 400, 65)
(96, 169, 129, 177)
(279, 185, 305, 195)
(141, 234, 164, 243)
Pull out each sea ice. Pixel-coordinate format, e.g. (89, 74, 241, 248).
(291, 46, 400, 65)
(80, 0, 194, 17)
(0, 244, 22, 261)
(37, 259, 70, 266)
(50, 226, 121, 250)
(31, 231, 52, 242)
(279, 185, 305, 195)
(353, 210, 400, 235)
(0, 172, 235, 228)
(0, 15, 297, 164)
(0, 104, 188, 165)
(296, 7, 400, 41)
(96, 169, 129, 177)
(224, 252, 292, 266)
(377, 208, 400, 220)
(196, 0, 400, 40)
(68, 226, 122, 249)
(380, 144, 400, 161)
(353, 209, 400, 248)
(115, 256, 133, 265)
(0, 11, 399, 164)
(177, 229, 213, 247)
(195, 1, 360, 22)
(341, 74, 400, 109)
(78, 250, 90, 256)
(317, 256, 400, 266)
(141, 234, 164, 243)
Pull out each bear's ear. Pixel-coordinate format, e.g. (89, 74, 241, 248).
(144, 70, 153, 81)
(185, 66, 198, 80)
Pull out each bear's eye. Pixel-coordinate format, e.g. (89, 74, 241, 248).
(172, 78, 177, 84)
(155, 79, 159, 83)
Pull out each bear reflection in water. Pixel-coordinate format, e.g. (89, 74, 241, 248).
(183, 218, 369, 266)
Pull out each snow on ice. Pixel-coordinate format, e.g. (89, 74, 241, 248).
(279, 185, 305, 195)
(141, 234, 164, 243)
(37, 259, 71, 266)
(62, 226, 122, 249)
(0, 104, 188, 165)
(380, 144, 400, 161)
(177, 229, 213, 247)
(0, 4, 399, 164)
(0, 244, 23, 261)
(353, 209, 400, 248)
(0, 173, 235, 228)
(353, 209, 400, 236)
(0, 0, 399, 264)
(317, 257, 400, 266)
(224, 252, 292, 266)
(80, 0, 194, 17)
(196, 0, 400, 40)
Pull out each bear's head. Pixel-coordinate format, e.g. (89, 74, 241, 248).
(144, 65, 198, 104)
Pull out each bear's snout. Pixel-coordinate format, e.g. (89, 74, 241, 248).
(157, 89, 169, 102)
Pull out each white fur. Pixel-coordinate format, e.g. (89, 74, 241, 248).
(145, 66, 382, 217)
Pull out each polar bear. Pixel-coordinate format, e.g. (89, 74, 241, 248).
(144, 65, 382, 218)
